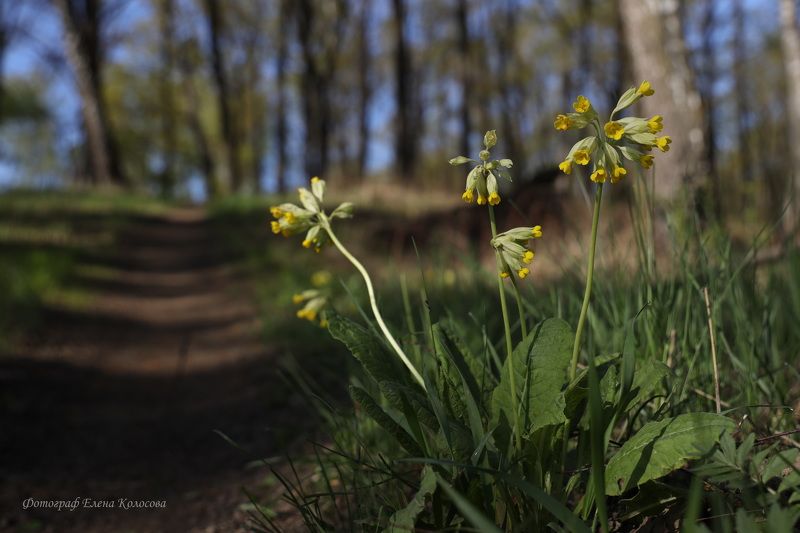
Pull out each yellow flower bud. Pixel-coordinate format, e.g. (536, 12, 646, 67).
(637, 80, 654, 96)
(462, 189, 474, 203)
(590, 168, 607, 183)
(500, 271, 510, 279)
(302, 239, 313, 248)
(574, 149, 591, 165)
(604, 121, 625, 141)
(640, 154, 654, 169)
(531, 225, 543, 238)
(476, 194, 487, 205)
(647, 115, 663, 133)
(554, 114, 572, 131)
(270, 206, 282, 218)
(559, 160, 573, 174)
(523, 250, 534, 264)
(518, 267, 530, 279)
(292, 294, 304, 304)
(656, 136, 672, 152)
(488, 192, 501, 206)
(573, 95, 591, 113)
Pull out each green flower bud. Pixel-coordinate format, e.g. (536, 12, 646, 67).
(484, 130, 497, 149)
(479, 150, 490, 161)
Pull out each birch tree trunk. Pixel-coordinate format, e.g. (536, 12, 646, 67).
(779, 0, 800, 234)
(55, 0, 118, 186)
(618, 0, 706, 203)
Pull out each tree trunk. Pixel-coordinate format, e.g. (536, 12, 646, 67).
(700, 0, 720, 218)
(356, 0, 371, 179)
(779, 0, 800, 234)
(296, 0, 324, 178)
(392, 0, 416, 179)
(204, 0, 241, 193)
(733, 0, 753, 184)
(55, 0, 126, 186)
(157, 0, 176, 198)
(275, 0, 289, 192)
(618, 0, 706, 203)
(456, 0, 470, 157)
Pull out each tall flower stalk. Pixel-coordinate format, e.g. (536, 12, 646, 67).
(270, 177, 425, 389)
(450, 130, 543, 449)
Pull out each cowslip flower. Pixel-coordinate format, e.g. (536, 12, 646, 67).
(450, 130, 513, 206)
(269, 177, 353, 252)
(491, 225, 543, 280)
(292, 288, 329, 327)
(554, 81, 669, 184)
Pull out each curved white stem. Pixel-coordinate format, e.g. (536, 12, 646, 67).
(323, 222, 426, 389)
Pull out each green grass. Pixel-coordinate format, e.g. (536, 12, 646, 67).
(225, 193, 800, 531)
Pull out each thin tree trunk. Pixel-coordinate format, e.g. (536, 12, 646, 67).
(55, 0, 125, 186)
(619, 0, 706, 203)
(733, 0, 752, 184)
(204, 0, 241, 192)
(456, 0, 470, 157)
(356, 0, 371, 179)
(779, 0, 800, 234)
(157, 0, 176, 198)
(275, 0, 288, 192)
(392, 0, 415, 179)
(296, 0, 324, 178)
(700, 0, 720, 218)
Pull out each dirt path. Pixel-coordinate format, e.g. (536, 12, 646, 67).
(0, 209, 300, 532)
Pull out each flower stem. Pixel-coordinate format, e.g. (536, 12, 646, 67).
(323, 221, 426, 389)
(569, 183, 604, 381)
(510, 277, 528, 338)
(488, 205, 520, 448)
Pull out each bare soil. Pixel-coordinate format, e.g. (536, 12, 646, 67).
(0, 209, 307, 532)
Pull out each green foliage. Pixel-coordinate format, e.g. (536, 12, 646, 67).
(605, 413, 734, 496)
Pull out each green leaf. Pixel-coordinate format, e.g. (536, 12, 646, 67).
(605, 413, 734, 496)
(621, 361, 670, 413)
(329, 315, 414, 411)
(449, 155, 475, 166)
(436, 476, 502, 533)
(350, 386, 424, 457)
(384, 466, 436, 532)
(492, 318, 574, 438)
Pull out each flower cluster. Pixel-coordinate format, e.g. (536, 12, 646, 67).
(491, 225, 543, 279)
(554, 81, 671, 184)
(449, 130, 513, 206)
(270, 177, 353, 252)
(292, 288, 329, 327)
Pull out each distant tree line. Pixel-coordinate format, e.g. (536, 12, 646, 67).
(0, 0, 798, 225)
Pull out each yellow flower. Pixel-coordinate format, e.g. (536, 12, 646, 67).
(488, 192, 501, 206)
(531, 225, 543, 238)
(270, 206, 283, 218)
(302, 239, 313, 248)
(640, 154, 654, 169)
(292, 294, 305, 304)
(656, 136, 672, 152)
(590, 168, 607, 183)
(604, 121, 625, 141)
(647, 115, 663, 133)
(462, 189, 474, 203)
(311, 176, 320, 183)
(573, 95, 591, 113)
(518, 267, 530, 279)
(559, 160, 573, 174)
(611, 166, 627, 183)
(554, 114, 572, 131)
(500, 271, 510, 279)
(522, 250, 534, 264)
(637, 80, 654, 96)
(574, 149, 591, 165)
(283, 211, 296, 224)
(271, 221, 281, 234)
(476, 194, 487, 205)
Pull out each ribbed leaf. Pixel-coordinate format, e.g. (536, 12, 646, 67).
(491, 318, 573, 438)
(606, 413, 734, 495)
(350, 386, 424, 457)
(384, 466, 436, 532)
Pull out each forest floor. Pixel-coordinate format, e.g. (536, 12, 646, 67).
(0, 208, 306, 532)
